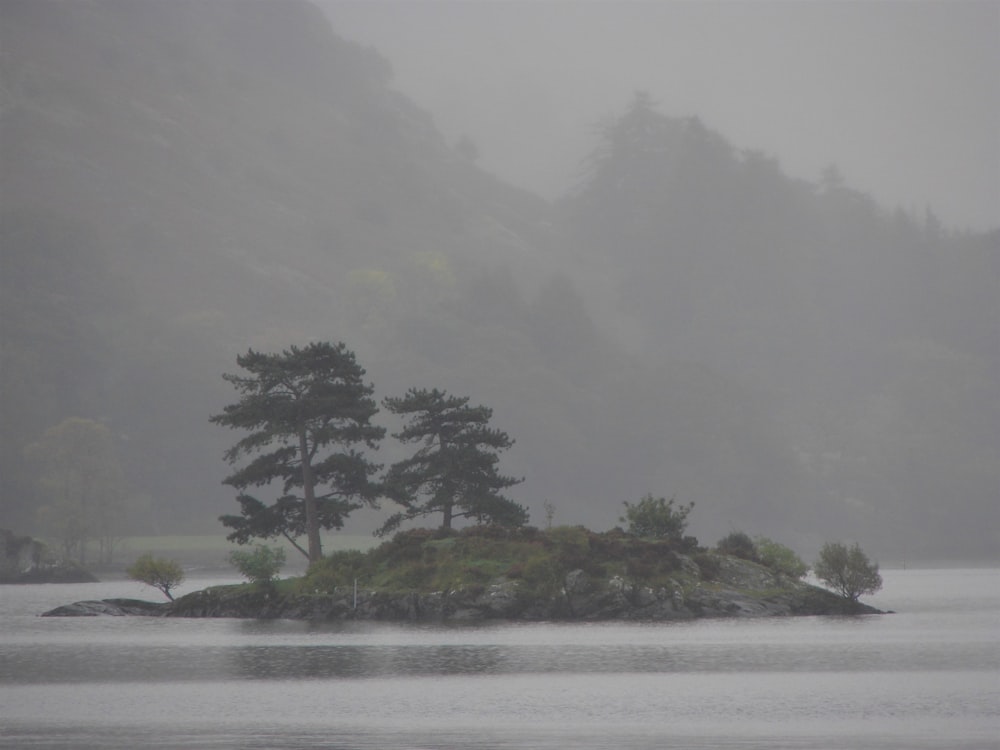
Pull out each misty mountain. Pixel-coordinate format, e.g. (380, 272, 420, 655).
(2, 1, 996, 560)
(560, 93, 1000, 558)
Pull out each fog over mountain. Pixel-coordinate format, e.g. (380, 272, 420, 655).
(2, 0, 997, 562)
(327, 0, 999, 232)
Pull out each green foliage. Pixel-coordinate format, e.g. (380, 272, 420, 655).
(126, 553, 185, 601)
(813, 542, 882, 601)
(519, 551, 562, 594)
(546, 525, 591, 559)
(755, 536, 808, 578)
(228, 545, 286, 586)
(692, 552, 721, 581)
(211, 342, 384, 562)
(715, 531, 759, 561)
(378, 388, 527, 535)
(619, 494, 694, 542)
(303, 549, 369, 591)
(622, 543, 681, 584)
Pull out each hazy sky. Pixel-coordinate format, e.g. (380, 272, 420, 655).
(325, 0, 999, 232)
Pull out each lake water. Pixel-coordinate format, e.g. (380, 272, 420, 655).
(1, 568, 998, 749)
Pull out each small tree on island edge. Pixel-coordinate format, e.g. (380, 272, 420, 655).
(814, 541, 882, 601)
(126, 553, 185, 601)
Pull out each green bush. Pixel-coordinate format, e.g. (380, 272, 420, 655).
(302, 549, 369, 593)
(620, 494, 694, 542)
(126, 553, 185, 601)
(814, 542, 882, 602)
(715, 531, 758, 561)
(228, 545, 286, 586)
(692, 552, 721, 581)
(392, 559, 437, 589)
(546, 525, 591, 567)
(755, 536, 808, 578)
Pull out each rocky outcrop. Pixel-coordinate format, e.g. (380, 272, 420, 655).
(41, 598, 166, 616)
(42, 555, 882, 620)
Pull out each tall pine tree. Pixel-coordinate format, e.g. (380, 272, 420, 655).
(379, 388, 527, 535)
(210, 342, 384, 561)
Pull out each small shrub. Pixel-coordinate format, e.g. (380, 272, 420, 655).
(385, 529, 437, 561)
(679, 535, 701, 553)
(716, 531, 758, 561)
(692, 552, 721, 581)
(126, 553, 185, 601)
(392, 560, 436, 589)
(303, 549, 369, 593)
(228, 545, 286, 586)
(620, 494, 694, 542)
(460, 524, 534, 541)
(521, 552, 561, 593)
(546, 525, 592, 568)
(755, 536, 808, 578)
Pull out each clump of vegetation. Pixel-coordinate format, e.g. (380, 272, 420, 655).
(619, 494, 694, 543)
(813, 542, 882, 601)
(229, 545, 286, 586)
(126, 553, 185, 601)
(713, 532, 808, 579)
(755, 536, 808, 578)
(692, 552, 721, 581)
(715, 531, 758, 561)
(298, 524, 695, 602)
(303, 549, 369, 591)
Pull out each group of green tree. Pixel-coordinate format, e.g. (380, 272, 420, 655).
(713, 528, 881, 601)
(206, 340, 882, 604)
(210, 341, 528, 563)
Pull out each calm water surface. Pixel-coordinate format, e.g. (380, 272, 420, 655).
(1, 568, 997, 749)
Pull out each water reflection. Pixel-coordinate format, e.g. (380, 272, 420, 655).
(5, 636, 997, 685)
(229, 643, 509, 679)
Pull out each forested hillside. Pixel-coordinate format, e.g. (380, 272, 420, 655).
(2, 0, 996, 560)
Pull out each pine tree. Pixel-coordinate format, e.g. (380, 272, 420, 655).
(379, 388, 527, 535)
(210, 342, 384, 562)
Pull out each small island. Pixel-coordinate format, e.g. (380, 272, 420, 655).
(39, 352, 884, 622)
(43, 525, 882, 621)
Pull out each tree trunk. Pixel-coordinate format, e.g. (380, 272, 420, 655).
(439, 429, 452, 530)
(299, 428, 322, 562)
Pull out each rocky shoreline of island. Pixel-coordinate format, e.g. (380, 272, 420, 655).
(41, 551, 883, 621)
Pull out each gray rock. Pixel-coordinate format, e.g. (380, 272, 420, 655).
(42, 599, 165, 617)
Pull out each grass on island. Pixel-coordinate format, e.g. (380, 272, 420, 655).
(295, 525, 713, 600)
(126, 526, 812, 611)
